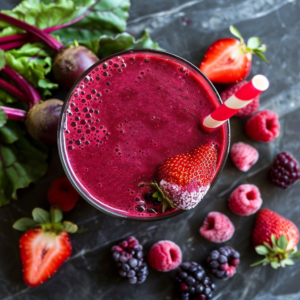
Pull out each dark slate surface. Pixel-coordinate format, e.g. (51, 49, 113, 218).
(1, 0, 300, 299)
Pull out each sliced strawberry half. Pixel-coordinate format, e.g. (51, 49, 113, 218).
(20, 229, 72, 287)
(200, 26, 267, 84)
(13, 206, 78, 287)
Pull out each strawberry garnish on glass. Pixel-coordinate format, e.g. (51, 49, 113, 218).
(13, 206, 78, 287)
(251, 209, 300, 269)
(151, 143, 218, 212)
(200, 26, 268, 84)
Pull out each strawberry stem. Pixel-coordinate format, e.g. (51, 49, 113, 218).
(13, 206, 78, 234)
(251, 234, 300, 268)
(150, 182, 175, 213)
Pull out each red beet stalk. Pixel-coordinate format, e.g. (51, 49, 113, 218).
(2, 66, 40, 108)
(0, 13, 62, 51)
(0, 77, 29, 104)
(1, 106, 26, 121)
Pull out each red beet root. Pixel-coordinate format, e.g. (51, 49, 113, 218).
(25, 99, 63, 145)
(53, 46, 99, 90)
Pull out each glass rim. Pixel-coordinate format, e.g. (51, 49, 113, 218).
(57, 48, 231, 222)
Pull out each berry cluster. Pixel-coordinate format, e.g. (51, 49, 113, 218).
(270, 152, 300, 189)
(207, 246, 240, 280)
(111, 237, 148, 284)
(175, 262, 216, 300)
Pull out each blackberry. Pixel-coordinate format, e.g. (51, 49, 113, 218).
(270, 152, 300, 189)
(175, 262, 216, 300)
(207, 246, 240, 280)
(111, 236, 148, 284)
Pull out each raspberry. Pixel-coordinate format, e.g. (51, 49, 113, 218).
(245, 110, 280, 142)
(207, 246, 240, 280)
(228, 184, 262, 216)
(270, 152, 300, 189)
(199, 212, 235, 243)
(148, 240, 182, 272)
(111, 236, 148, 284)
(230, 142, 259, 172)
(175, 262, 216, 299)
(220, 81, 259, 117)
(48, 177, 79, 211)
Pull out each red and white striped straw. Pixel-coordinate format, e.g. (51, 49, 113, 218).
(203, 75, 269, 131)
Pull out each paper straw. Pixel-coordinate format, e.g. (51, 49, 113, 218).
(203, 75, 269, 131)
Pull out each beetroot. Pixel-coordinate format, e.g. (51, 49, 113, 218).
(53, 46, 99, 90)
(25, 99, 63, 144)
(0, 13, 99, 90)
(1, 66, 63, 145)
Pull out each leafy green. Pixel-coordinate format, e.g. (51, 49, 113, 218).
(0, 49, 5, 69)
(0, 89, 18, 106)
(0, 136, 48, 206)
(0, 0, 81, 37)
(0, 121, 26, 144)
(95, 30, 162, 58)
(5, 42, 58, 96)
(54, 0, 131, 45)
(0, 108, 7, 128)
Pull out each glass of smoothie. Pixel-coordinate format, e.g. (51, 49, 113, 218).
(58, 49, 230, 221)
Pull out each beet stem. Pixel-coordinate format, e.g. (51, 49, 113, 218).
(0, 40, 28, 51)
(2, 66, 40, 107)
(0, 78, 29, 104)
(45, 9, 91, 33)
(0, 10, 91, 46)
(1, 106, 26, 121)
(0, 13, 62, 52)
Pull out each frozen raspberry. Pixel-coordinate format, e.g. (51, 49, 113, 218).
(207, 246, 240, 280)
(111, 236, 149, 284)
(228, 184, 262, 216)
(48, 177, 79, 211)
(270, 152, 300, 189)
(200, 212, 235, 243)
(148, 240, 182, 272)
(230, 142, 259, 172)
(245, 110, 280, 142)
(175, 262, 216, 299)
(220, 81, 259, 117)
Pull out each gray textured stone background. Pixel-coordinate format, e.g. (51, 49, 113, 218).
(1, 0, 300, 299)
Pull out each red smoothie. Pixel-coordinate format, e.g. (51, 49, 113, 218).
(59, 50, 229, 220)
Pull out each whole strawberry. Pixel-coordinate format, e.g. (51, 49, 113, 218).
(251, 209, 300, 269)
(151, 143, 217, 211)
(13, 206, 78, 287)
(200, 26, 267, 84)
